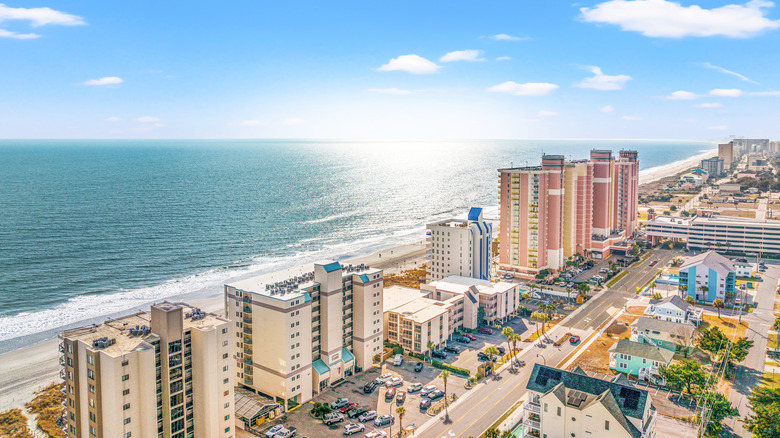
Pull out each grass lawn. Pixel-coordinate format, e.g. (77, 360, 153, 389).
(760, 370, 780, 387)
(699, 315, 748, 340)
(768, 334, 780, 350)
(773, 299, 780, 316)
(606, 271, 628, 288)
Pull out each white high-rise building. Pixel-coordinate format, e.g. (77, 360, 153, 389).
(426, 207, 493, 282)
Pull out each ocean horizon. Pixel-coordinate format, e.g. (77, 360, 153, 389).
(0, 138, 715, 349)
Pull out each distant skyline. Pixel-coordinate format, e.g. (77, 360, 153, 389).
(1, 1, 779, 139)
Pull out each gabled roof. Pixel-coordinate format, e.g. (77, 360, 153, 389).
(633, 317, 695, 339)
(679, 251, 735, 277)
(594, 390, 641, 438)
(649, 295, 691, 312)
(609, 339, 675, 364)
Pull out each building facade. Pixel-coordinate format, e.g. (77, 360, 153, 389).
(632, 317, 695, 354)
(426, 207, 493, 282)
(678, 251, 736, 303)
(382, 287, 450, 354)
(224, 262, 383, 410)
(643, 295, 701, 325)
(422, 275, 520, 325)
(718, 142, 734, 170)
(60, 302, 234, 438)
(498, 150, 639, 278)
(701, 157, 724, 177)
(609, 339, 674, 384)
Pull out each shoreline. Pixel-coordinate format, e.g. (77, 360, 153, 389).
(638, 148, 717, 185)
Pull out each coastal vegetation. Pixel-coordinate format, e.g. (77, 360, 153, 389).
(383, 264, 427, 288)
(26, 382, 66, 438)
(0, 408, 33, 438)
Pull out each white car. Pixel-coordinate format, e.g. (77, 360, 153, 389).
(375, 373, 393, 384)
(420, 385, 437, 397)
(266, 425, 285, 438)
(365, 431, 387, 438)
(344, 423, 365, 435)
(385, 377, 404, 388)
(393, 354, 403, 366)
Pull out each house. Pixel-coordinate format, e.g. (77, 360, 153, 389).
(679, 174, 702, 186)
(609, 339, 674, 385)
(523, 364, 657, 438)
(644, 295, 702, 325)
(733, 261, 754, 278)
(632, 317, 695, 354)
(678, 251, 736, 303)
(719, 183, 741, 195)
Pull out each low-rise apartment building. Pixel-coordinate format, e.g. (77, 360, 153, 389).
(426, 207, 493, 282)
(524, 365, 657, 438)
(59, 302, 234, 438)
(224, 262, 383, 410)
(382, 286, 450, 354)
(644, 295, 701, 325)
(422, 275, 520, 325)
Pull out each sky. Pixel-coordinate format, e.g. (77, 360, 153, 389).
(1, 0, 780, 139)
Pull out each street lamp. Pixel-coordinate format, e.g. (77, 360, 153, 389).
(536, 353, 546, 365)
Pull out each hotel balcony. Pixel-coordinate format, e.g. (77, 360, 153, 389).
(243, 327, 252, 335)
(243, 337, 252, 345)
(242, 306, 252, 314)
(523, 400, 541, 415)
(642, 410, 658, 438)
(59, 356, 65, 367)
(244, 377, 253, 386)
(523, 417, 540, 430)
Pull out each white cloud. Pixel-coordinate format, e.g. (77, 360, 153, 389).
(694, 102, 723, 108)
(0, 28, 39, 39)
(83, 76, 123, 86)
(367, 88, 414, 95)
(710, 88, 743, 97)
(622, 116, 643, 120)
(0, 3, 85, 27)
(136, 116, 161, 123)
(708, 125, 730, 130)
(495, 56, 512, 61)
(491, 33, 528, 41)
(487, 81, 559, 96)
(378, 54, 441, 74)
(580, 0, 780, 38)
(538, 110, 559, 117)
(665, 90, 698, 100)
(702, 62, 758, 84)
(440, 50, 484, 62)
(105, 116, 121, 122)
(282, 118, 305, 126)
(601, 105, 615, 112)
(152, 123, 165, 128)
(575, 66, 631, 90)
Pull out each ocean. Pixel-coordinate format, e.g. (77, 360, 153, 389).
(0, 139, 714, 348)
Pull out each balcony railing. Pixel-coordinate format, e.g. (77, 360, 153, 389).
(523, 418, 540, 430)
(523, 401, 540, 414)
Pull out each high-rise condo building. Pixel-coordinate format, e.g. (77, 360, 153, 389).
(498, 150, 639, 279)
(426, 207, 493, 282)
(718, 142, 734, 170)
(59, 302, 235, 438)
(224, 262, 383, 410)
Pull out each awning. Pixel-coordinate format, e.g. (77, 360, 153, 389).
(341, 348, 355, 364)
(313, 359, 330, 375)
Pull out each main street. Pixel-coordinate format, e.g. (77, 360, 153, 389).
(418, 250, 675, 438)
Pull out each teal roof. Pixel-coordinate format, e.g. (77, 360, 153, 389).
(360, 274, 370, 283)
(341, 348, 355, 363)
(313, 359, 330, 374)
(321, 262, 342, 273)
(303, 292, 312, 303)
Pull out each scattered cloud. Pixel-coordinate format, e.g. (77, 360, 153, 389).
(708, 125, 729, 130)
(601, 105, 615, 112)
(491, 33, 528, 41)
(750, 90, 780, 96)
(702, 62, 758, 84)
(580, 0, 780, 38)
(0, 28, 38, 39)
(665, 90, 698, 100)
(282, 118, 305, 126)
(622, 116, 643, 120)
(495, 56, 512, 61)
(538, 110, 559, 117)
(710, 88, 743, 97)
(105, 116, 121, 122)
(136, 116, 161, 123)
(367, 88, 414, 95)
(83, 76, 123, 86)
(487, 81, 559, 96)
(378, 54, 441, 74)
(440, 50, 484, 62)
(575, 66, 631, 90)
(694, 102, 723, 108)
(0, 3, 86, 27)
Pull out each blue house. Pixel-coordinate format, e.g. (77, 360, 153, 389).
(678, 251, 735, 303)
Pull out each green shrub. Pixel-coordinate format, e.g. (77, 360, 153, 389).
(431, 359, 470, 377)
(392, 346, 403, 355)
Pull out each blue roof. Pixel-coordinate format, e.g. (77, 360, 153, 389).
(321, 261, 342, 273)
(468, 207, 483, 222)
(303, 292, 312, 303)
(341, 348, 355, 363)
(313, 359, 330, 374)
(360, 274, 370, 283)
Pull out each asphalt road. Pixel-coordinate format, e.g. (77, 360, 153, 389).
(418, 250, 675, 438)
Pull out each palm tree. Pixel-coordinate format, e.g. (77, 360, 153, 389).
(509, 333, 521, 365)
(311, 402, 332, 418)
(485, 428, 500, 438)
(531, 312, 550, 336)
(426, 341, 436, 362)
(685, 296, 696, 305)
(501, 327, 514, 364)
(485, 346, 500, 362)
(713, 298, 725, 318)
(395, 406, 406, 438)
(439, 370, 450, 420)
(565, 287, 573, 302)
(699, 285, 709, 302)
(679, 284, 688, 298)
(500, 430, 513, 438)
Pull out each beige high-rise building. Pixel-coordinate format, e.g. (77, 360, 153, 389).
(224, 261, 383, 410)
(719, 142, 734, 170)
(59, 302, 234, 438)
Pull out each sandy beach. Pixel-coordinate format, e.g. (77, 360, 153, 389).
(639, 148, 717, 185)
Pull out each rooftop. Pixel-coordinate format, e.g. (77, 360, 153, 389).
(390, 298, 450, 323)
(680, 251, 735, 277)
(609, 339, 675, 363)
(649, 295, 691, 312)
(429, 275, 516, 296)
(648, 214, 780, 227)
(633, 316, 695, 338)
(383, 286, 430, 312)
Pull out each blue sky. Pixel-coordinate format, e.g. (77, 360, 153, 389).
(1, 0, 779, 139)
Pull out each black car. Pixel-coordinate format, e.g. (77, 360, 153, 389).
(419, 399, 432, 411)
(349, 407, 368, 419)
(455, 337, 470, 344)
(497, 346, 506, 355)
(363, 382, 377, 394)
(477, 352, 488, 361)
(431, 351, 446, 359)
(414, 362, 424, 372)
(443, 346, 459, 354)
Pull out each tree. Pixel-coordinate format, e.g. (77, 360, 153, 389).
(565, 287, 573, 301)
(395, 406, 406, 438)
(773, 316, 780, 351)
(509, 333, 521, 365)
(484, 429, 500, 438)
(501, 327, 514, 365)
(530, 312, 550, 336)
(577, 283, 590, 295)
(652, 292, 663, 300)
(685, 296, 696, 305)
(658, 360, 709, 395)
(728, 337, 754, 364)
(744, 386, 780, 438)
(699, 327, 727, 357)
(699, 285, 709, 301)
(311, 402, 332, 418)
(485, 346, 500, 362)
(701, 392, 739, 436)
(439, 370, 450, 420)
(427, 341, 436, 362)
(500, 430, 513, 438)
(679, 284, 688, 297)
(713, 298, 725, 318)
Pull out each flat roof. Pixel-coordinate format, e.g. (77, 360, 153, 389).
(383, 286, 429, 313)
(390, 298, 450, 323)
(429, 275, 516, 296)
(649, 215, 780, 228)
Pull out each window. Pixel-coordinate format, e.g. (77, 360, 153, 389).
(223, 353, 229, 359)
(124, 432, 132, 438)
(223, 365, 228, 371)
(123, 389, 130, 396)
(87, 355, 94, 365)
(544, 403, 548, 412)
(605, 420, 610, 430)
(124, 417, 131, 424)
(123, 403, 130, 410)
(224, 402, 230, 408)
(222, 328, 228, 334)
(225, 427, 231, 433)
(223, 340, 228, 346)
(122, 374, 129, 381)
(557, 406, 561, 416)
(223, 378, 229, 384)
(87, 369, 94, 379)
(225, 414, 231, 421)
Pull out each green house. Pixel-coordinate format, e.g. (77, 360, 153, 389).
(609, 339, 674, 384)
(632, 316, 695, 354)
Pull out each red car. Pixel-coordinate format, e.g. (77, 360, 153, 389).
(340, 402, 359, 413)
(465, 334, 477, 341)
(477, 328, 493, 335)
(569, 335, 580, 344)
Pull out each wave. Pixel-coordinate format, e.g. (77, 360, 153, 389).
(303, 211, 356, 225)
(639, 148, 717, 179)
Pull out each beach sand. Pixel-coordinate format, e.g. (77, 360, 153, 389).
(639, 148, 717, 186)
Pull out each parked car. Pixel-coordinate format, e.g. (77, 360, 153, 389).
(331, 398, 350, 409)
(569, 335, 581, 344)
(496, 346, 506, 355)
(432, 351, 447, 359)
(365, 431, 387, 438)
(278, 428, 297, 438)
(349, 407, 368, 419)
(419, 399, 432, 411)
(385, 388, 396, 400)
(375, 373, 393, 384)
(456, 337, 470, 344)
(428, 390, 445, 401)
(374, 415, 395, 427)
(414, 362, 424, 372)
(407, 383, 423, 393)
(465, 334, 477, 341)
(324, 413, 345, 425)
(340, 402, 359, 413)
(344, 423, 365, 435)
(420, 385, 437, 397)
(393, 354, 403, 366)
(477, 352, 488, 361)
(385, 377, 403, 388)
(266, 425, 285, 438)
(396, 391, 406, 404)
(363, 381, 377, 394)
(478, 327, 493, 334)
(443, 345, 459, 353)
(358, 410, 377, 423)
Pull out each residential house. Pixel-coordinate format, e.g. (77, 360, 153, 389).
(644, 295, 701, 326)
(609, 339, 674, 385)
(632, 317, 695, 354)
